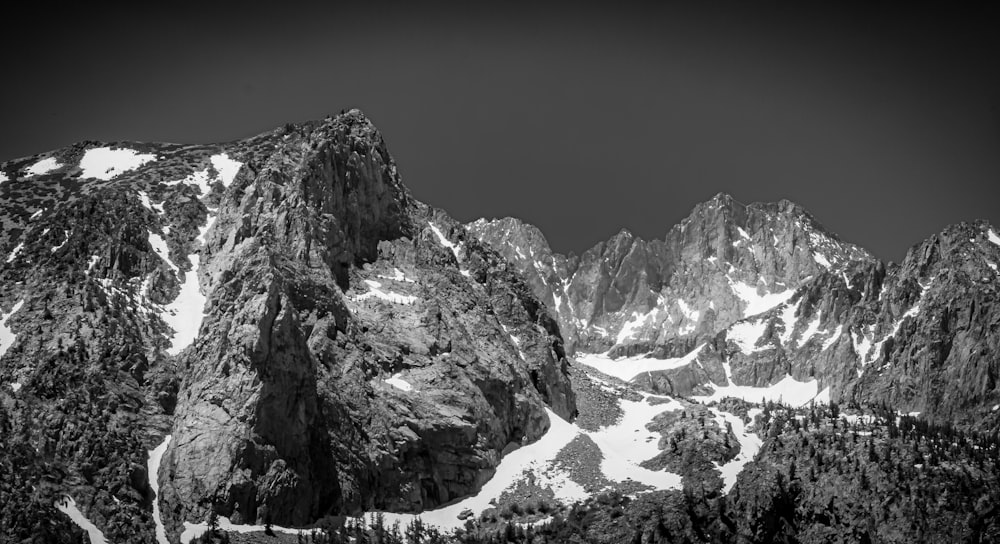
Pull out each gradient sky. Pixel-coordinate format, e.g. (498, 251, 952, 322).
(2, 2, 998, 262)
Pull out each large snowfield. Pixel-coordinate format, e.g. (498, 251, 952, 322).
(379, 408, 587, 532)
(179, 387, 694, 536)
(353, 345, 825, 532)
(710, 408, 763, 493)
(586, 394, 684, 490)
(372, 389, 691, 531)
(575, 345, 705, 382)
(160, 255, 207, 355)
(693, 363, 825, 407)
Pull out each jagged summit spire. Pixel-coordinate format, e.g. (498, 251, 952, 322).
(709, 192, 741, 205)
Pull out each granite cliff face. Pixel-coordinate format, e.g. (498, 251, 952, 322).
(0, 110, 575, 542)
(469, 194, 874, 357)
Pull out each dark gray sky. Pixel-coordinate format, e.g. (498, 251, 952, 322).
(2, 2, 998, 262)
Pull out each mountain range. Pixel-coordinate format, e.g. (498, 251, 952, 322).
(470, 196, 1000, 425)
(1, 110, 997, 543)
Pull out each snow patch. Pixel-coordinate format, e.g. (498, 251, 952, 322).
(352, 279, 417, 305)
(821, 324, 843, 351)
(52, 230, 70, 252)
(80, 147, 157, 180)
(674, 298, 700, 335)
(711, 408, 762, 493)
(575, 345, 704, 382)
(197, 212, 216, 246)
(736, 226, 751, 240)
(728, 279, 794, 318)
(29, 208, 44, 220)
(813, 252, 831, 269)
(799, 312, 823, 346)
(147, 435, 173, 544)
(161, 255, 208, 355)
(0, 171, 7, 183)
(26, 157, 61, 176)
(181, 516, 315, 544)
(10, 382, 21, 393)
(813, 387, 831, 404)
(386, 373, 414, 392)
(166, 168, 213, 195)
(377, 267, 415, 283)
(428, 222, 472, 277)
(210, 153, 243, 187)
(727, 319, 770, 354)
(988, 229, 1000, 247)
(500, 322, 528, 361)
(694, 373, 824, 407)
(56, 496, 108, 544)
(587, 395, 684, 490)
(616, 310, 652, 344)
(675, 299, 697, 321)
(777, 300, 800, 346)
(138, 191, 165, 214)
(86, 255, 100, 274)
(429, 222, 461, 261)
(855, 282, 928, 369)
(147, 231, 177, 272)
(1, 300, 25, 357)
(5, 241, 25, 263)
(852, 329, 874, 370)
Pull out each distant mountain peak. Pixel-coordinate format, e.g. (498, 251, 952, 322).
(471, 192, 878, 357)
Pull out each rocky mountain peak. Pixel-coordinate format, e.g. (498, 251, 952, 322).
(471, 194, 877, 357)
(0, 109, 577, 540)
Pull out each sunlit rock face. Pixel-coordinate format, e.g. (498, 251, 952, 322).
(471, 198, 1000, 427)
(0, 110, 576, 540)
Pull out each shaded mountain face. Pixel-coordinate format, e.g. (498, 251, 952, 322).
(470, 200, 1000, 427)
(0, 110, 575, 539)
